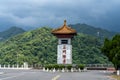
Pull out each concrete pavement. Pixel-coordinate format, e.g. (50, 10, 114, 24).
(0, 69, 114, 80)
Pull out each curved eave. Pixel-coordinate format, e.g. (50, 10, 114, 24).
(51, 26, 77, 35)
(51, 20, 77, 35)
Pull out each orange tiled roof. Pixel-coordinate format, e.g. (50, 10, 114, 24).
(52, 20, 76, 34)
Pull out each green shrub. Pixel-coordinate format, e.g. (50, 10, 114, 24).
(59, 64, 65, 70)
(66, 64, 72, 70)
(78, 64, 85, 70)
(44, 64, 53, 70)
(53, 64, 59, 70)
(44, 64, 48, 70)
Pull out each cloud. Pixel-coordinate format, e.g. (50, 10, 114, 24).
(0, 0, 120, 31)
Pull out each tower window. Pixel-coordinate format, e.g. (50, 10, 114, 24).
(61, 40, 68, 44)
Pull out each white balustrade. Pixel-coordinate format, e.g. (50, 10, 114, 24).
(0, 62, 30, 69)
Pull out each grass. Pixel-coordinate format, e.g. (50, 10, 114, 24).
(112, 75, 120, 80)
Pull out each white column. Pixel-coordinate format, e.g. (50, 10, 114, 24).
(17, 64, 19, 68)
(8, 65, 10, 68)
(53, 68, 56, 72)
(43, 67, 45, 71)
(4, 65, 5, 68)
(79, 68, 81, 72)
(23, 62, 28, 69)
(117, 70, 120, 75)
(12, 65, 14, 68)
(46, 68, 49, 72)
(62, 68, 65, 72)
(71, 68, 74, 72)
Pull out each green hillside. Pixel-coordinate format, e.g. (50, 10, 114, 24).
(69, 23, 116, 39)
(0, 27, 25, 41)
(0, 27, 109, 65)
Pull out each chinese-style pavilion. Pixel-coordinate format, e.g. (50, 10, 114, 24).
(52, 20, 76, 64)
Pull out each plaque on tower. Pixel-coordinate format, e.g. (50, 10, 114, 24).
(57, 45, 72, 64)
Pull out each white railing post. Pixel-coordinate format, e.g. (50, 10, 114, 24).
(4, 65, 5, 68)
(8, 64, 10, 68)
(71, 68, 73, 72)
(62, 68, 65, 72)
(117, 70, 120, 75)
(23, 62, 28, 69)
(12, 65, 14, 68)
(53, 68, 56, 72)
(43, 67, 45, 71)
(17, 64, 19, 68)
(21, 65, 23, 69)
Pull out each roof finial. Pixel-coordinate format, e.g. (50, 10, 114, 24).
(64, 20, 67, 26)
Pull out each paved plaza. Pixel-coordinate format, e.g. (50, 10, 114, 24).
(0, 69, 115, 80)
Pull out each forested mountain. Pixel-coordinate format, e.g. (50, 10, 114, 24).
(69, 23, 117, 39)
(0, 27, 109, 65)
(0, 27, 25, 41)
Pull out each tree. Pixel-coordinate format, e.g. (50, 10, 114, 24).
(101, 34, 120, 70)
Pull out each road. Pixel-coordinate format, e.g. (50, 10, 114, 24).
(0, 69, 114, 80)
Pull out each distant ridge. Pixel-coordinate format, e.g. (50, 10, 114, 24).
(0, 26, 25, 41)
(69, 23, 117, 39)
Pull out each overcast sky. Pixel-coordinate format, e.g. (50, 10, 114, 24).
(0, 0, 120, 32)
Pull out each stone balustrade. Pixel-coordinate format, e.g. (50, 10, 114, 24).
(0, 63, 30, 69)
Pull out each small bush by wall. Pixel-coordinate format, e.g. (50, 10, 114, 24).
(44, 64, 85, 71)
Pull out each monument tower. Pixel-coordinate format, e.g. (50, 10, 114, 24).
(52, 20, 76, 64)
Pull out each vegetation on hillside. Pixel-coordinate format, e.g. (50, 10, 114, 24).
(0, 27, 109, 65)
